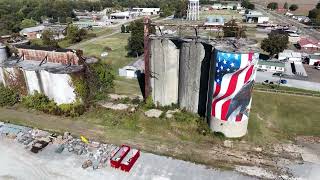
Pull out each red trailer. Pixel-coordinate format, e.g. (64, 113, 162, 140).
(120, 149, 140, 172)
(110, 145, 130, 169)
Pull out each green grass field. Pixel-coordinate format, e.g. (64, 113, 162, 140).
(1, 90, 319, 169)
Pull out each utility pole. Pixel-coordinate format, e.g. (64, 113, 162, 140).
(144, 16, 151, 100)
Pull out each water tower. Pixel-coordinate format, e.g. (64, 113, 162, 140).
(187, 0, 200, 21)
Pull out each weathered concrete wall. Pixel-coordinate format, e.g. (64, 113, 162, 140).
(2, 67, 77, 105)
(0, 46, 7, 64)
(178, 41, 212, 114)
(150, 39, 180, 106)
(38, 71, 76, 104)
(0, 68, 5, 85)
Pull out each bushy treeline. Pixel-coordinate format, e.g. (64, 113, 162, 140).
(0, 0, 189, 36)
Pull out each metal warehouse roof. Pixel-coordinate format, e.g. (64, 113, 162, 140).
(258, 60, 285, 67)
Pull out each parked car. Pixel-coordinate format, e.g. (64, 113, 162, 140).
(272, 72, 282, 77)
(279, 79, 288, 84)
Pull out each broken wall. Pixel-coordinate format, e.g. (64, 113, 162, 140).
(2, 67, 77, 105)
(18, 48, 80, 65)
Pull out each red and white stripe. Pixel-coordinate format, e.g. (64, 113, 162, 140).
(211, 52, 255, 121)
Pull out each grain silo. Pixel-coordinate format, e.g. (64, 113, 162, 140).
(206, 39, 259, 138)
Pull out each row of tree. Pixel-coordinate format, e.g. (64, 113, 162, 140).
(267, 2, 298, 11)
(308, 2, 320, 25)
(0, 0, 192, 36)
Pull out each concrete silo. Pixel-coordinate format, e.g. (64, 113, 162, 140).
(206, 40, 259, 138)
(0, 44, 8, 85)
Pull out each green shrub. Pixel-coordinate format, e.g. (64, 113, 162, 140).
(59, 102, 85, 117)
(22, 92, 85, 117)
(71, 76, 90, 102)
(196, 118, 212, 136)
(0, 85, 19, 107)
(144, 96, 155, 109)
(22, 91, 60, 114)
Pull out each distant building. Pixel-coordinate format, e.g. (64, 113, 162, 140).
(20, 25, 46, 39)
(20, 25, 66, 40)
(211, 3, 241, 10)
(288, 33, 300, 43)
(73, 21, 111, 28)
(131, 8, 160, 16)
(257, 60, 285, 72)
(298, 38, 320, 52)
(308, 54, 320, 65)
(110, 11, 133, 19)
(204, 16, 224, 26)
(292, 15, 310, 23)
(278, 50, 302, 62)
(244, 11, 269, 24)
(119, 59, 144, 78)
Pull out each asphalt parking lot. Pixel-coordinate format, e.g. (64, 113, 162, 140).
(303, 64, 320, 83)
(255, 71, 320, 91)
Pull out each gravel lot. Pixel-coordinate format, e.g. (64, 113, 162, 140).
(0, 138, 253, 180)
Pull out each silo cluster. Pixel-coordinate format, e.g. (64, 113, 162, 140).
(148, 36, 259, 138)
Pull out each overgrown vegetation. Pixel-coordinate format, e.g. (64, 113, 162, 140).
(241, 0, 255, 10)
(126, 19, 146, 57)
(0, 85, 19, 107)
(267, 2, 278, 10)
(21, 91, 85, 117)
(308, 2, 320, 25)
(87, 62, 115, 101)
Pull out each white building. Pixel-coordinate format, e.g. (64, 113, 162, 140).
(20, 25, 46, 39)
(244, 11, 269, 24)
(257, 60, 285, 72)
(204, 16, 224, 26)
(288, 33, 300, 43)
(278, 50, 302, 62)
(132, 8, 160, 16)
(110, 11, 133, 19)
(119, 59, 144, 78)
(187, 0, 200, 21)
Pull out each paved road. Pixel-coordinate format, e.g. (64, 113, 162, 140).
(255, 71, 320, 91)
(254, 4, 320, 41)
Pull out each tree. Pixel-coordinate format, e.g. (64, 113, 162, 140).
(261, 32, 288, 57)
(223, 20, 246, 38)
(127, 20, 144, 56)
(247, 3, 255, 10)
(121, 25, 126, 33)
(267, 2, 278, 10)
(289, 4, 298, 11)
(126, 19, 155, 57)
(66, 25, 87, 43)
(284, 2, 288, 10)
(20, 19, 37, 29)
(174, 0, 188, 18)
(241, 0, 255, 10)
(317, 2, 320, 9)
(42, 30, 59, 47)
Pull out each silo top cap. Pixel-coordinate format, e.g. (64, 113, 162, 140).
(189, 0, 199, 2)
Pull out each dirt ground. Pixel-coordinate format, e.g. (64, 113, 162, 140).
(252, 0, 318, 15)
(304, 64, 320, 83)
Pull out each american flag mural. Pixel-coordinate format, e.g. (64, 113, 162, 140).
(211, 51, 257, 122)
